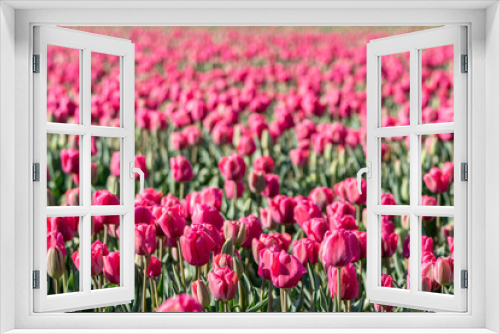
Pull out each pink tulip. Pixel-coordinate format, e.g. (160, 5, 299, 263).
(110, 151, 121, 177)
(309, 187, 334, 211)
(302, 217, 330, 243)
(103, 252, 120, 285)
(213, 253, 234, 270)
(218, 154, 246, 181)
(170, 132, 188, 150)
(259, 249, 306, 288)
(138, 188, 163, 204)
(423, 167, 450, 193)
(237, 135, 256, 156)
(201, 187, 223, 211)
(253, 156, 275, 173)
(169, 155, 194, 182)
(442, 162, 454, 184)
(224, 180, 244, 199)
(354, 231, 367, 259)
(293, 199, 322, 226)
(135, 155, 148, 180)
(135, 206, 155, 225)
(433, 257, 454, 286)
(239, 214, 263, 248)
(290, 149, 309, 167)
(147, 256, 162, 278)
(248, 170, 267, 194)
(135, 224, 157, 256)
(161, 194, 181, 208)
(156, 294, 202, 312)
(191, 280, 211, 308)
(328, 263, 358, 301)
(293, 238, 320, 266)
(180, 224, 216, 266)
(48, 216, 77, 241)
(191, 204, 224, 230)
(61, 149, 79, 174)
(320, 229, 357, 268)
(65, 188, 79, 206)
(262, 174, 280, 198)
(208, 267, 239, 301)
(156, 205, 186, 239)
(269, 195, 296, 224)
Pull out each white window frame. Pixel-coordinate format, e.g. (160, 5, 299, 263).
(366, 26, 467, 312)
(1, 2, 499, 333)
(33, 26, 136, 312)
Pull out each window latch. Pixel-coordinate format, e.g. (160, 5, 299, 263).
(357, 162, 371, 194)
(461, 54, 468, 73)
(129, 161, 144, 195)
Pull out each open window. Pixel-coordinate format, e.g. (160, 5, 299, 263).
(364, 26, 467, 312)
(33, 26, 136, 312)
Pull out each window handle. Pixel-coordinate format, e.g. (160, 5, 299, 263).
(357, 162, 371, 194)
(129, 161, 144, 195)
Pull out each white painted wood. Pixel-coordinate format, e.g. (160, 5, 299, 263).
(33, 26, 135, 313)
(9, 6, 488, 333)
(366, 26, 467, 312)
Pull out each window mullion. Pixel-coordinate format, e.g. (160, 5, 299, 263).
(409, 47, 420, 295)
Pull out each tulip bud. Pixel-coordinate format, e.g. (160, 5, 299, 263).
(434, 257, 454, 286)
(261, 129, 271, 152)
(106, 175, 119, 196)
(221, 238, 234, 255)
(248, 170, 267, 194)
(401, 178, 409, 202)
(232, 255, 244, 278)
(338, 147, 346, 167)
(393, 159, 402, 177)
(191, 280, 211, 308)
(47, 247, 65, 280)
(323, 143, 333, 161)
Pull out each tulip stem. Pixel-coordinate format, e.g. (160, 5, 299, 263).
(337, 268, 342, 312)
(158, 238, 163, 263)
(196, 266, 201, 281)
(176, 239, 186, 289)
(347, 300, 352, 312)
(436, 194, 442, 232)
(53, 278, 58, 295)
(267, 281, 274, 312)
(280, 288, 287, 312)
(142, 255, 149, 312)
(150, 277, 156, 312)
(232, 181, 238, 219)
(62, 271, 68, 293)
(103, 225, 108, 249)
(179, 183, 185, 202)
(224, 301, 229, 312)
(238, 280, 245, 311)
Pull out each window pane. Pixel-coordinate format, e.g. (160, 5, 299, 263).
(91, 136, 121, 205)
(47, 216, 81, 295)
(421, 45, 454, 124)
(47, 133, 81, 206)
(380, 136, 410, 205)
(380, 52, 410, 127)
(420, 216, 454, 295)
(91, 52, 121, 127)
(47, 45, 80, 124)
(91, 216, 121, 290)
(421, 134, 454, 206)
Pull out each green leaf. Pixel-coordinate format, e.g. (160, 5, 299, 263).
(245, 299, 268, 312)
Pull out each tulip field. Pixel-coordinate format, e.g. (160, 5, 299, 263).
(45, 27, 455, 313)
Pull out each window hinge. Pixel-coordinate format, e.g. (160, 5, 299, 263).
(461, 162, 468, 181)
(33, 54, 40, 73)
(33, 163, 40, 182)
(33, 270, 40, 289)
(461, 270, 468, 289)
(461, 54, 468, 73)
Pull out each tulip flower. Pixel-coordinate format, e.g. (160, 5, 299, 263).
(180, 224, 216, 267)
(135, 224, 157, 256)
(269, 195, 297, 224)
(191, 204, 224, 230)
(224, 180, 244, 199)
(423, 167, 450, 193)
(328, 263, 359, 302)
(191, 280, 211, 308)
(248, 170, 267, 194)
(48, 216, 77, 242)
(147, 255, 162, 278)
(213, 253, 234, 270)
(433, 257, 454, 287)
(156, 294, 202, 312)
(218, 154, 246, 181)
(200, 187, 223, 211)
(302, 217, 330, 243)
(293, 238, 320, 266)
(262, 174, 280, 198)
(239, 214, 263, 248)
(61, 148, 79, 174)
(156, 205, 186, 239)
(161, 194, 181, 208)
(47, 231, 66, 281)
(208, 267, 239, 302)
(135, 206, 155, 225)
(103, 252, 120, 285)
(309, 187, 334, 211)
(293, 199, 322, 226)
(169, 155, 194, 183)
(253, 156, 275, 173)
(223, 220, 247, 247)
(320, 229, 357, 268)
